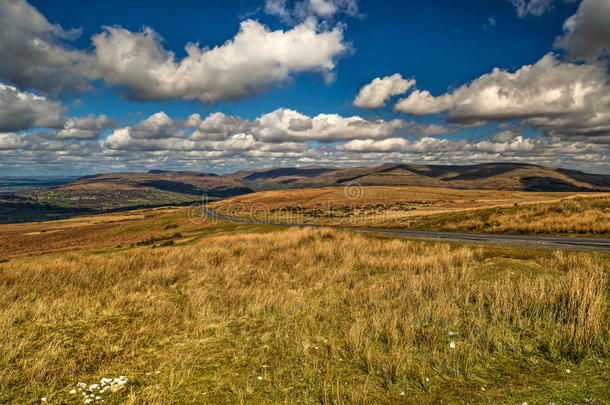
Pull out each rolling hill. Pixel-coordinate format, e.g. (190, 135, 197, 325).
(0, 171, 253, 223)
(230, 162, 610, 191)
(1, 162, 608, 224)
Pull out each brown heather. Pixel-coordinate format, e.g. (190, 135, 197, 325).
(0, 227, 608, 403)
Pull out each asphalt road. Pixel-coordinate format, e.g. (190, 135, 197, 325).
(201, 208, 610, 251)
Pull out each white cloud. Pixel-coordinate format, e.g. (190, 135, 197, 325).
(0, 0, 93, 95)
(0, 82, 66, 131)
(554, 0, 610, 61)
(394, 53, 610, 138)
(104, 108, 409, 148)
(56, 113, 115, 139)
(508, 0, 559, 17)
(91, 108, 610, 174)
(91, 19, 346, 103)
(186, 112, 251, 141)
(265, 0, 359, 24)
(252, 108, 407, 142)
(353, 74, 415, 109)
(0, 1, 348, 103)
(0, 132, 27, 149)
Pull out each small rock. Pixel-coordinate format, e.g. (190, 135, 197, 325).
(110, 384, 126, 393)
(257, 376, 263, 380)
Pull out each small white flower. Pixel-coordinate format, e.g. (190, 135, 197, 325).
(400, 391, 405, 396)
(154, 371, 160, 374)
(449, 341, 456, 349)
(565, 369, 570, 374)
(425, 377, 429, 382)
(84, 399, 92, 404)
(257, 376, 263, 380)
(522, 402, 527, 405)
(69, 389, 77, 394)
(448, 331, 458, 336)
(40, 398, 46, 402)
(77, 382, 87, 388)
(95, 396, 101, 400)
(481, 387, 485, 391)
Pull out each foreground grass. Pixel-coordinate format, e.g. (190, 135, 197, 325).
(1, 227, 608, 404)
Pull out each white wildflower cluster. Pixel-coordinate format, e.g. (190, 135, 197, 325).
(69, 376, 128, 403)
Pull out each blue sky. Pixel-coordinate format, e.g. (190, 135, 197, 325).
(0, 0, 608, 175)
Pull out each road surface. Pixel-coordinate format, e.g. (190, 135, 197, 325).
(200, 208, 610, 251)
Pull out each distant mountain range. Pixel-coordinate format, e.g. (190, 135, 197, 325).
(231, 162, 610, 192)
(1, 163, 608, 223)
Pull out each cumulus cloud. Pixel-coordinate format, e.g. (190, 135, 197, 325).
(0, 0, 348, 102)
(56, 113, 115, 139)
(89, 108, 610, 175)
(90, 19, 346, 103)
(554, 0, 610, 61)
(6, 110, 609, 175)
(394, 53, 610, 139)
(104, 108, 409, 150)
(252, 108, 407, 142)
(0, 0, 93, 95)
(265, 0, 359, 24)
(0, 132, 28, 149)
(187, 112, 251, 141)
(0, 82, 66, 131)
(353, 74, 415, 109)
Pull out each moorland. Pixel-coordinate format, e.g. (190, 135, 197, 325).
(0, 207, 608, 404)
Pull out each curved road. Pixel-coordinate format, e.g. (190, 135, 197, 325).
(201, 208, 610, 251)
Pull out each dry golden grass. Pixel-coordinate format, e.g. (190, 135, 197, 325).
(400, 196, 610, 236)
(213, 187, 610, 236)
(1, 227, 608, 403)
(215, 186, 589, 212)
(0, 206, 252, 261)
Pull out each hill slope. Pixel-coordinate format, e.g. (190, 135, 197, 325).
(229, 162, 610, 191)
(0, 171, 253, 223)
(22, 171, 253, 208)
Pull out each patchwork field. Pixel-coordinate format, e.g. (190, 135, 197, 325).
(212, 186, 610, 236)
(0, 206, 609, 404)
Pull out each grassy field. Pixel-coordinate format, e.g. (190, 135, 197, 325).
(0, 207, 608, 404)
(212, 186, 610, 236)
